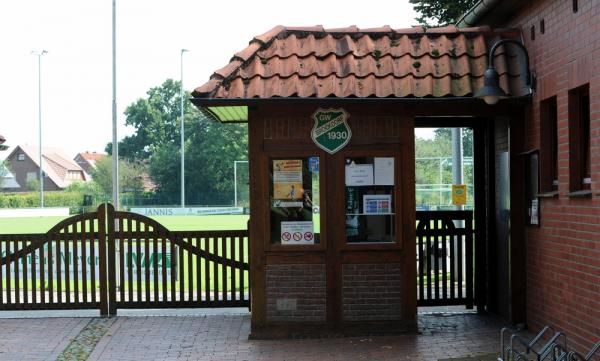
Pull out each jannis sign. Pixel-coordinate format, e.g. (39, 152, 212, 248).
(311, 108, 351, 154)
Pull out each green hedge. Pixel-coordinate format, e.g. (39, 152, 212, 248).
(0, 191, 88, 208)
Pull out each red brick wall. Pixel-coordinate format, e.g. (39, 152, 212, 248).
(265, 264, 326, 322)
(501, 0, 600, 352)
(342, 263, 402, 321)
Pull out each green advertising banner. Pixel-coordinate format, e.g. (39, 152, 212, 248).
(311, 108, 351, 154)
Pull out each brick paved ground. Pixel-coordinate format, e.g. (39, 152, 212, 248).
(0, 310, 506, 361)
(0, 317, 90, 361)
(85, 313, 505, 361)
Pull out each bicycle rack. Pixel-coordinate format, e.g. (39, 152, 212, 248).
(498, 326, 567, 361)
(567, 341, 600, 361)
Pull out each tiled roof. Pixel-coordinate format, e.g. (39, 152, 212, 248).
(77, 151, 106, 161)
(15, 145, 88, 188)
(193, 25, 524, 100)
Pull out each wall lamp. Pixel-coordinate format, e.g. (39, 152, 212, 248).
(475, 39, 536, 105)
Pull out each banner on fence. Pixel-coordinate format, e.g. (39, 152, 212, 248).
(1, 242, 176, 282)
(130, 207, 244, 216)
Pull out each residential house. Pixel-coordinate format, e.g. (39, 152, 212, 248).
(5, 145, 88, 192)
(74, 151, 106, 176)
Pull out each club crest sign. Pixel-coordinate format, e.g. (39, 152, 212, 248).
(311, 108, 352, 154)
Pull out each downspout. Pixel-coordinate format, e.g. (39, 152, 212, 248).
(456, 0, 502, 28)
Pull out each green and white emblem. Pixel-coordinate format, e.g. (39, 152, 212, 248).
(311, 108, 351, 154)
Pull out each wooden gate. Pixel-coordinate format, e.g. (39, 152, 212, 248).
(416, 210, 474, 308)
(0, 203, 249, 315)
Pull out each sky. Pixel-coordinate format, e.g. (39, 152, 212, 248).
(0, 0, 424, 158)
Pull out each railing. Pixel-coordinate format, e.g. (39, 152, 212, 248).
(0, 203, 249, 315)
(416, 210, 474, 308)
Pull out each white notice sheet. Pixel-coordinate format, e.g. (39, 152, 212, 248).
(374, 157, 394, 185)
(345, 164, 374, 186)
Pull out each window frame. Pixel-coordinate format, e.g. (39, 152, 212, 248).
(265, 150, 327, 252)
(539, 96, 558, 193)
(568, 84, 591, 193)
(340, 149, 404, 251)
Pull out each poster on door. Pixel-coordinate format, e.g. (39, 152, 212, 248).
(273, 160, 304, 200)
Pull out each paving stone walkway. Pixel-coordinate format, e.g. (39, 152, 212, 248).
(0, 317, 90, 361)
(0, 311, 507, 361)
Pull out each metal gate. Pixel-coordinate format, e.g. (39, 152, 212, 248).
(0, 203, 249, 316)
(416, 210, 474, 308)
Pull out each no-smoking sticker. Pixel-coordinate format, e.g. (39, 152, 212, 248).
(280, 221, 315, 245)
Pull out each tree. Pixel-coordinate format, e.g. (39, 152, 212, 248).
(409, 0, 478, 26)
(109, 79, 248, 206)
(415, 128, 474, 207)
(0, 161, 8, 189)
(90, 156, 146, 196)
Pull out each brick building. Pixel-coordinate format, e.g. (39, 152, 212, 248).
(459, 0, 599, 353)
(191, 1, 598, 351)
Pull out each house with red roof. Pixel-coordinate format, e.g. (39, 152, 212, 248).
(5, 145, 88, 192)
(74, 151, 106, 176)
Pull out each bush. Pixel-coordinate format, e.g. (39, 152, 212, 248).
(0, 191, 89, 208)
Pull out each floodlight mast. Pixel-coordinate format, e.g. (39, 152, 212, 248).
(31, 50, 48, 208)
(180, 48, 189, 208)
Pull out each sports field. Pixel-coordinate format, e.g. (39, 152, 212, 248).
(0, 215, 249, 234)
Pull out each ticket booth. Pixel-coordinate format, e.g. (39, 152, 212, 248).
(244, 105, 417, 337)
(191, 25, 527, 338)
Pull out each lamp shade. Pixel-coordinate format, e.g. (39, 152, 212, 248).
(475, 67, 508, 105)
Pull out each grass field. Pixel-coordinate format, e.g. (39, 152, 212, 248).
(0, 215, 249, 234)
(0, 214, 250, 294)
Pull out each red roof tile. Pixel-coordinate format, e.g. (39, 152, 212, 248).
(77, 151, 106, 161)
(193, 25, 524, 100)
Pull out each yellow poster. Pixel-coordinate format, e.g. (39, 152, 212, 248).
(452, 184, 467, 205)
(273, 160, 303, 200)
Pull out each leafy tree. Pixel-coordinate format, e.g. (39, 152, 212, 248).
(27, 179, 40, 192)
(90, 156, 146, 196)
(409, 0, 477, 26)
(106, 79, 183, 161)
(433, 128, 473, 157)
(109, 79, 248, 206)
(415, 128, 474, 207)
(0, 161, 8, 189)
(64, 180, 107, 203)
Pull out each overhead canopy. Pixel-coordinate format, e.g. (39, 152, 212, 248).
(192, 25, 526, 122)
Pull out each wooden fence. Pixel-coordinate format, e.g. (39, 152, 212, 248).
(0, 204, 249, 316)
(416, 210, 474, 308)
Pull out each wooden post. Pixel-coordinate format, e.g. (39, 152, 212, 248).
(106, 203, 117, 316)
(98, 203, 109, 317)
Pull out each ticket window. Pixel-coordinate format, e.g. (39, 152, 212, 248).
(345, 156, 396, 243)
(269, 157, 321, 245)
